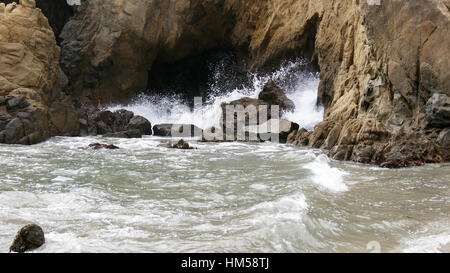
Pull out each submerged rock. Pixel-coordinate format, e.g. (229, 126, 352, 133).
(379, 132, 444, 168)
(9, 224, 45, 253)
(89, 143, 120, 150)
(158, 139, 195, 150)
(4, 118, 24, 144)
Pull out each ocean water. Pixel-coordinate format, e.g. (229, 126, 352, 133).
(0, 137, 449, 253)
(0, 60, 449, 253)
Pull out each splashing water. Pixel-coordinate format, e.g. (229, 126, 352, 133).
(109, 60, 324, 130)
(1, 137, 449, 253)
(304, 154, 349, 192)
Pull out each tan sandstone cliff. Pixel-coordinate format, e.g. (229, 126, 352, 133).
(1, 0, 448, 167)
(59, 0, 449, 167)
(0, 0, 79, 144)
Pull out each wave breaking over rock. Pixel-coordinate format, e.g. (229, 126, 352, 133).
(108, 60, 324, 132)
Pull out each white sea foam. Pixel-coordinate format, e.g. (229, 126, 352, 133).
(1, 137, 449, 252)
(108, 60, 324, 130)
(304, 154, 349, 192)
(399, 232, 450, 253)
(395, 221, 450, 253)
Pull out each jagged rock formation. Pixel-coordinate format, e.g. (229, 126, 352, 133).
(296, 0, 450, 167)
(0, 0, 74, 41)
(0, 0, 79, 144)
(1, 0, 449, 167)
(59, 0, 331, 102)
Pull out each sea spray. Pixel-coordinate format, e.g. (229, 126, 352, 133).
(304, 154, 349, 192)
(108, 60, 324, 130)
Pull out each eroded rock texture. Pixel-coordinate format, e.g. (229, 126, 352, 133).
(59, 0, 327, 102)
(53, 0, 450, 166)
(1, 0, 449, 167)
(302, 0, 450, 167)
(0, 0, 79, 144)
(0, 0, 74, 40)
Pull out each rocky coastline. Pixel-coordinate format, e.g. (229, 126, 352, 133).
(0, 0, 448, 168)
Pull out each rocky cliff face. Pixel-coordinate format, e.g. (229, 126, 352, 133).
(59, 0, 329, 102)
(0, 0, 74, 40)
(1, 0, 448, 167)
(300, 0, 450, 167)
(0, 0, 79, 144)
(58, 0, 449, 167)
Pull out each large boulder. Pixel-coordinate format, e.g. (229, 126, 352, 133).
(128, 115, 152, 135)
(219, 92, 297, 142)
(248, 119, 300, 143)
(80, 109, 152, 137)
(258, 81, 295, 113)
(9, 224, 45, 253)
(220, 97, 272, 141)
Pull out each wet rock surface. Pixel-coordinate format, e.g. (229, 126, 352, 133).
(103, 129, 142, 139)
(426, 93, 450, 128)
(9, 224, 45, 253)
(215, 82, 298, 142)
(89, 143, 120, 150)
(79, 109, 151, 138)
(258, 81, 295, 113)
(153, 124, 202, 138)
(0, 0, 448, 168)
(158, 139, 195, 150)
(56, 0, 449, 167)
